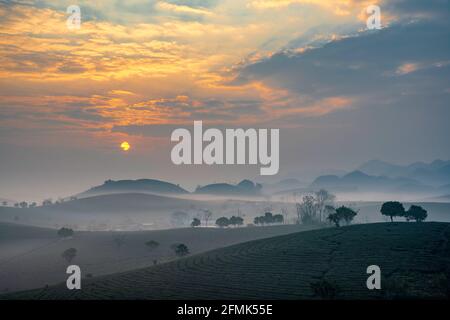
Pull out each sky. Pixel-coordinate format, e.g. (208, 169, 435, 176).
(0, 0, 449, 201)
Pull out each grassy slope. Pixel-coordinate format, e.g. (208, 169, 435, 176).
(4, 222, 450, 300)
(0, 222, 318, 293)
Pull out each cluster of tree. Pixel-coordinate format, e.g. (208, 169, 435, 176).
(57, 227, 74, 238)
(215, 216, 244, 228)
(380, 202, 428, 222)
(327, 206, 358, 227)
(254, 212, 284, 225)
(296, 189, 336, 224)
(12, 201, 37, 208)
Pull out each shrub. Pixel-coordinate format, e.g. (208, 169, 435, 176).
(171, 243, 189, 257)
(62, 248, 77, 263)
(145, 240, 160, 251)
(191, 217, 201, 227)
(57, 227, 74, 238)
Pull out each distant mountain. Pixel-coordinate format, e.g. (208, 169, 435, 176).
(78, 179, 188, 197)
(358, 159, 450, 186)
(195, 179, 262, 196)
(310, 170, 435, 194)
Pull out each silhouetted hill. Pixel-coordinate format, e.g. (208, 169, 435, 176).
(6, 222, 449, 299)
(195, 179, 262, 196)
(78, 179, 188, 197)
(358, 159, 450, 186)
(310, 170, 435, 195)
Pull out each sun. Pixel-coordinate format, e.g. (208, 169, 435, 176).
(120, 141, 131, 151)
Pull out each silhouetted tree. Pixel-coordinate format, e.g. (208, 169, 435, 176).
(405, 205, 427, 222)
(2, 201, 7, 206)
(19, 202, 28, 208)
(273, 214, 284, 224)
(380, 201, 405, 222)
(191, 217, 201, 227)
(338, 206, 358, 225)
(216, 217, 230, 228)
(327, 206, 357, 227)
(229, 216, 244, 226)
(62, 248, 77, 263)
(29, 202, 37, 208)
(42, 199, 52, 206)
(172, 243, 189, 257)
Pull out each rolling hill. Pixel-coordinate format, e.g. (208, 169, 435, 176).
(195, 179, 262, 196)
(0, 193, 207, 230)
(5, 222, 449, 299)
(0, 222, 319, 293)
(77, 179, 189, 198)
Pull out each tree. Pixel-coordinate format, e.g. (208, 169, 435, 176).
(380, 201, 405, 222)
(338, 206, 358, 225)
(2, 201, 7, 206)
(191, 217, 201, 227)
(62, 248, 77, 263)
(145, 240, 160, 251)
(405, 205, 427, 222)
(202, 209, 212, 227)
(327, 206, 357, 227)
(216, 217, 230, 228)
(172, 243, 189, 257)
(57, 227, 74, 238)
(42, 199, 52, 206)
(29, 202, 37, 208)
(273, 214, 284, 224)
(327, 212, 340, 227)
(229, 216, 244, 227)
(315, 189, 336, 222)
(19, 201, 28, 208)
(296, 195, 319, 224)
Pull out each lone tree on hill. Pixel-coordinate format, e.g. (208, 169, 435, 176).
(406, 205, 428, 222)
(191, 217, 201, 227)
(380, 201, 405, 222)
